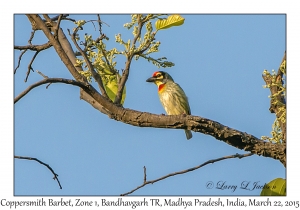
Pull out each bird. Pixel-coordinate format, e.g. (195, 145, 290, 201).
(146, 71, 193, 140)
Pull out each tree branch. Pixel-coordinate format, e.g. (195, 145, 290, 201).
(28, 14, 84, 82)
(121, 153, 253, 196)
(108, 109, 286, 166)
(14, 49, 27, 73)
(15, 155, 62, 189)
(24, 51, 38, 82)
(53, 14, 63, 39)
(50, 14, 75, 22)
(14, 78, 88, 103)
(14, 42, 52, 51)
(26, 14, 111, 116)
(14, 41, 52, 76)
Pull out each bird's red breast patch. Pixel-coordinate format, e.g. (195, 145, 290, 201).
(158, 84, 165, 92)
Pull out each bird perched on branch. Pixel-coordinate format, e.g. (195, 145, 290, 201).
(146, 71, 192, 140)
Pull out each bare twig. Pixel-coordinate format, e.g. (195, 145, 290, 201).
(143, 166, 147, 183)
(85, 17, 110, 29)
(97, 14, 103, 35)
(50, 14, 75, 22)
(14, 41, 52, 79)
(28, 31, 35, 45)
(15, 42, 52, 51)
(36, 70, 48, 79)
(24, 51, 39, 82)
(14, 77, 88, 103)
(121, 153, 254, 196)
(36, 70, 51, 87)
(14, 36, 52, 75)
(15, 155, 62, 189)
(14, 49, 28, 73)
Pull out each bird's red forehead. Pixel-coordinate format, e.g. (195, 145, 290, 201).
(152, 71, 160, 77)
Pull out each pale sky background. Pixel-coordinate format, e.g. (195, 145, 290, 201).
(1, 1, 299, 207)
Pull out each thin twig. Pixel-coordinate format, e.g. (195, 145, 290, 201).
(14, 42, 52, 51)
(14, 77, 88, 103)
(143, 166, 147, 183)
(28, 31, 35, 45)
(50, 14, 74, 22)
(97, 14, 103, 35)
(84, 17, 110, 32)
(14, 49, 28, 74)
(36, 70, 51, 88)
(121, 153, 254, 196)
(86, 18, 110, 28)
(15, 155, 62, 189)
(24, 51, 39, 82)
(36, 70, 48, 79)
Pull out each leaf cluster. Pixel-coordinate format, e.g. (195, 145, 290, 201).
(73, 15, 185, 104)
(261, 59, 286, 143)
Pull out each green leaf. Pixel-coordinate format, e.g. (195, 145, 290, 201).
(260, 178, 286, 196)
(102, 73, 126, 105)
(155, 15, 185, 30)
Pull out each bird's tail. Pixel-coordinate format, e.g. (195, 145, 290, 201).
(185, 130, 192, 140)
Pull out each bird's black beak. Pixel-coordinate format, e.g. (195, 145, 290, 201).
(146, 77, 156, 83)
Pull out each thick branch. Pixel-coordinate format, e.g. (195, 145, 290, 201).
(25, 14, 110, 116)
(15, 155, 62, 189)
(121, 153, 253, 196)
(28, 14, 84, 82)
(109, 109, 286, 166)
